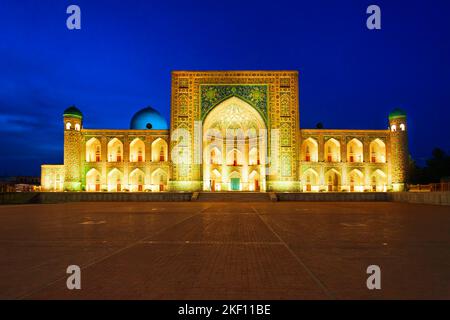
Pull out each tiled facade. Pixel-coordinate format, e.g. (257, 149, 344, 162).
(41, 70, 408, 192)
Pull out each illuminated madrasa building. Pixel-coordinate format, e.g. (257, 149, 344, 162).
(41, 71, 409, 193)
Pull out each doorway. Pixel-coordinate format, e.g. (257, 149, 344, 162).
(231, 178, 240, 191)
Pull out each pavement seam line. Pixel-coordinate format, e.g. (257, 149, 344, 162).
(252, 206, 336, 300)
(17, 205, 211, 300)
(139, 241, 284, 246)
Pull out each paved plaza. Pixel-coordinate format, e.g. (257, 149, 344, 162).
(0, 201, 449, 299)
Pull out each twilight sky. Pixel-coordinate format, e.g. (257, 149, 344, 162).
(0, 0, 449, 175)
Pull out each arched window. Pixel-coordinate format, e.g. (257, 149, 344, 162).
(303, 168, 319, 192)
(400, 123, 405, 131)
(129, 138, 145, 162)
(348, 169, 364, 192)
(107, 168, 123, 192)
(347, 138, 363, 163)
(86, 138, 101, 162)
(369, 139, 386, 163)
(74, 123, 81, 131)
(301, 138, 318, 162)
(391, 124, 397, 132)
(371, 169, 387, 192)
(129, 169, 145, 192)
(151, 138, 168, 162)
(151, 169, 167, 192)
(66, 122, 72, 130)
(107, 138, 123, 162)
(249, 147, 258, 165)
(324, 138, 340, 162)
(86, 168, 102, 192)
(325, 169, 341, 191)
(227, 149, 243, 166)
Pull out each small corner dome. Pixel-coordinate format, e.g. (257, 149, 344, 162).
(130, 106, 168, 130)
(389, 108, 406, 120)
(63, 106, 83, 119)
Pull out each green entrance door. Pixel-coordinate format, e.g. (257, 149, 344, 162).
(230, 178, 240, 191)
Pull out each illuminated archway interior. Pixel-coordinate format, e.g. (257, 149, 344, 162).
(202, 97, 267, 191)
(324, 138, 340, 162)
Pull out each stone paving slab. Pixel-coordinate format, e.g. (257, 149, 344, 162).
(0, 201, 448, 299)
(30, 243, 328, 300)
(149, 213, 279, 243)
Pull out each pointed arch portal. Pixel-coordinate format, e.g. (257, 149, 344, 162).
(202, 97, 267, 191)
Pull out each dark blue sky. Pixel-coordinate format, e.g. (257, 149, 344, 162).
(0, 0, 449, 175)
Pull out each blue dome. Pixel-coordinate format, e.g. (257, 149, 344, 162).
(130, 106, 168, 130)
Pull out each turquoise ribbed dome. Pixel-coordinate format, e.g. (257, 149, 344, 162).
(389, 108, 406, 120)
(130, 106, 168, 130)
(63, 106, 83, 119)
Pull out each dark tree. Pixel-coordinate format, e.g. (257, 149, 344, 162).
(424, 148, 450, 183)
(408, 158, 426, 184)
(315, 122, 324, 129)
(409, 148, 450, 184)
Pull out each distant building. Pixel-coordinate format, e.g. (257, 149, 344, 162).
(0, 176, 40, 192)
(41, 71, 409, 192)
